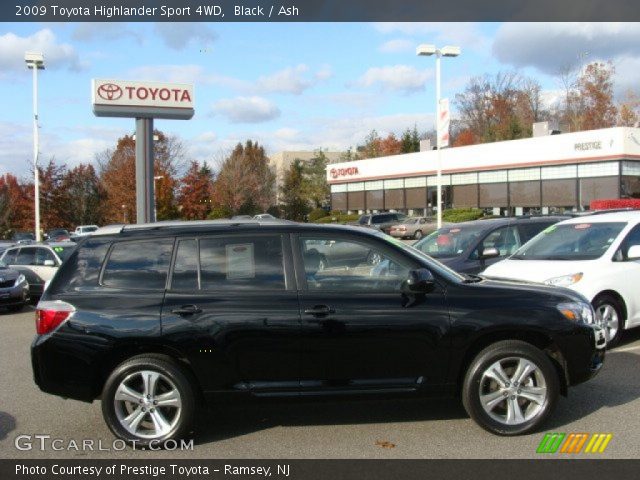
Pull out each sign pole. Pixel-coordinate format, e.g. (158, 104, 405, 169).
(135, 117, 155, 224)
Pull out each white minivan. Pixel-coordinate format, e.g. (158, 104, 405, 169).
(483, 211, 640, 346)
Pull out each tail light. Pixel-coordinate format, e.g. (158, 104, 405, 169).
(35, 300, 75, 335)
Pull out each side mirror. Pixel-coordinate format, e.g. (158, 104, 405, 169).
(402, 268, 435, 293)
(480, 247, 500, 259)
(43, 259, 56, 267)
(628, 245, 640, 260)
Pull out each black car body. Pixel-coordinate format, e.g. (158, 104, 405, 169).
(32, 220, 605, 443)
(412, 216, 568, 274)
(355, 212, 408, 234)
(11, 232, 35, 245)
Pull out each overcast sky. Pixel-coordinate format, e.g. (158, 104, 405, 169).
(1, 22, 639, 177)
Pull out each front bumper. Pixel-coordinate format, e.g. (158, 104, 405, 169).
(0, 282, 29, 306)
(565, 324, 606, 386)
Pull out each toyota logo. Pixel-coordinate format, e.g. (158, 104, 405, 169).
(330, 168, 337, 179)
(97, 83, 123, 101)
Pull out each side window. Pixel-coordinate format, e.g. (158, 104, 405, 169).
(34, 248, 56, 266)
(300, 236, 411, 291)
(199, 235, 285, 290)
(171, 239, 199, 290)
(473, 226, 521, 259)
(15, 247, 36, 266)
(102, 239, 174, 289)
(1, 249, 18, 265)
(518, 223, 552, 243)
(618, 224, 640, 260)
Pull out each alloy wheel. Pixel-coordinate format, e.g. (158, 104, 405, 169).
(596, 304, 619, 343)
(113, 370, 182, 439)
(478, 356, 547, 426)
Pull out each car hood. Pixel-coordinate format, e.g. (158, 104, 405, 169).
(482, 258, 599, 283)
(0, 267, 20, 281)
(473, 276, 590, 304)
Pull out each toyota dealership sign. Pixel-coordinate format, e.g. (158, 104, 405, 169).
(92, 79, 194, 119)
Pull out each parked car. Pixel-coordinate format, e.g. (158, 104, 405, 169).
(410, 216, 568, 274)
(32, 220, 604, 445)
(356, 212, 408, 234)
(389, 217, 438, 240)
(253, 213, 277, 220)
(0, 259, 29, 312)
(0, 242, 76, 299)
(74, 225, 99, 237)
(230, 215, 252, 220)
(45, 229, 71, 242)
(0, 241, 15, 256)
(482, 211, 640, 346)
(11, 232, 35, 245)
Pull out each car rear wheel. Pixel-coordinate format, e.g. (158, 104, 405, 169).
(462, 340, 559, 436)
(102, 356, 195, 446)
(593, 294, 625, 347)
(414, 230, 423, 240)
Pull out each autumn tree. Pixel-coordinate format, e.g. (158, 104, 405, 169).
(38, 159, 69, 231)
(379, 133, 403, 156)
(0, 174, 34, 236)
(618, 90, 640, 127)
(212, 140, 275, 214)
(358, 129, 382, 159)
(577, 62, 617, 131)
(59, 164, 106, 227)
(280, 160, 309, 221)
(177, 161, 214, 220)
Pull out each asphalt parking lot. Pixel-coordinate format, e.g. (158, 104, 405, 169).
(1, 306, 639, 459)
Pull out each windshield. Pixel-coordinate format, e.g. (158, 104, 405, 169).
(84, 226, 98, 232)
(358, 215, 371, 225)
(511, 222, 626, 260)
(376, 231, 466, 283)
(413, 224, 489, 258)
(52, 246, 75, 262)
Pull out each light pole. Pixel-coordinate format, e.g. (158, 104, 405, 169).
(25, 52, 44, 241)
(416, 44, 460, 229)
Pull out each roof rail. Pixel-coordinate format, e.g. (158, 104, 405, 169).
(93, 219, 295, 235)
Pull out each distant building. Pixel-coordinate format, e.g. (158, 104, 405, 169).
(326, 127, 640, 216)
(270, 150, 343, 203)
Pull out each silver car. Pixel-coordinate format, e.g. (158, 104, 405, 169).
(0, 242, 75, 300)
(389, 217, 437, 240)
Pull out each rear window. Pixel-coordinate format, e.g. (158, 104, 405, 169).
(102, 239, 174, 289)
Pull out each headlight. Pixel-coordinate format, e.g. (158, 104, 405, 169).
(14, 274, 25, 287)
(557, 302, 594, 324)
(544, 272, 583, 287)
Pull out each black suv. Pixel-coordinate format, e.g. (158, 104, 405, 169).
(356, 212, 408, 234)
(32, 220, 605, 445)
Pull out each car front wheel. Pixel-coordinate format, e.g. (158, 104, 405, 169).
(101, 356, 196, 446)
(592, 294, 625, 347)
(462, 340, 559, 436)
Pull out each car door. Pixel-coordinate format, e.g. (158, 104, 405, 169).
(32, 247, 60, 282)
(465, 224, 521, 274)
(294, 233, 451, 393)
(161, 233, 301, 395)
(611, 223, 640, 327)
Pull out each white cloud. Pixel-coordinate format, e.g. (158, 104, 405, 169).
(0, 29, 85, 76)
(379, 38, 414, 54)
(126, 64, 247, 90)
(373, 23, 490, 53)
(354, 65, 432, 94)
(154, 23, 217, 50)
(72, 23, 142, 43)
(254, 64, 332, 95)
(212, 96, 281, 123)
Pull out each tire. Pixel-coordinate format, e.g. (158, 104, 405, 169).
(101, 355, 196, 446)
(462, 340, 559, 436)
(414, 230, 423, 240)
(592, 294, 625, 348)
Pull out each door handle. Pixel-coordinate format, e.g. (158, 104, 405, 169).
(303, 305, 335, 317)
(171, 304, 203, 316)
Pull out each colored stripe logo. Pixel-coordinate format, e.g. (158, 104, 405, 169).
(537, 433, 612, 454)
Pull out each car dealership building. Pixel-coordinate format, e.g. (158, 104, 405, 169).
(327, 127, 640, 216)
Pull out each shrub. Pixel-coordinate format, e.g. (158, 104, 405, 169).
(308, 207, 329, 222)
(442, 208, 485, 223)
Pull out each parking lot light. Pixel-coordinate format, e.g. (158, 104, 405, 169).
(25, 51, 44, 242)
(416, 44, 461, 229)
